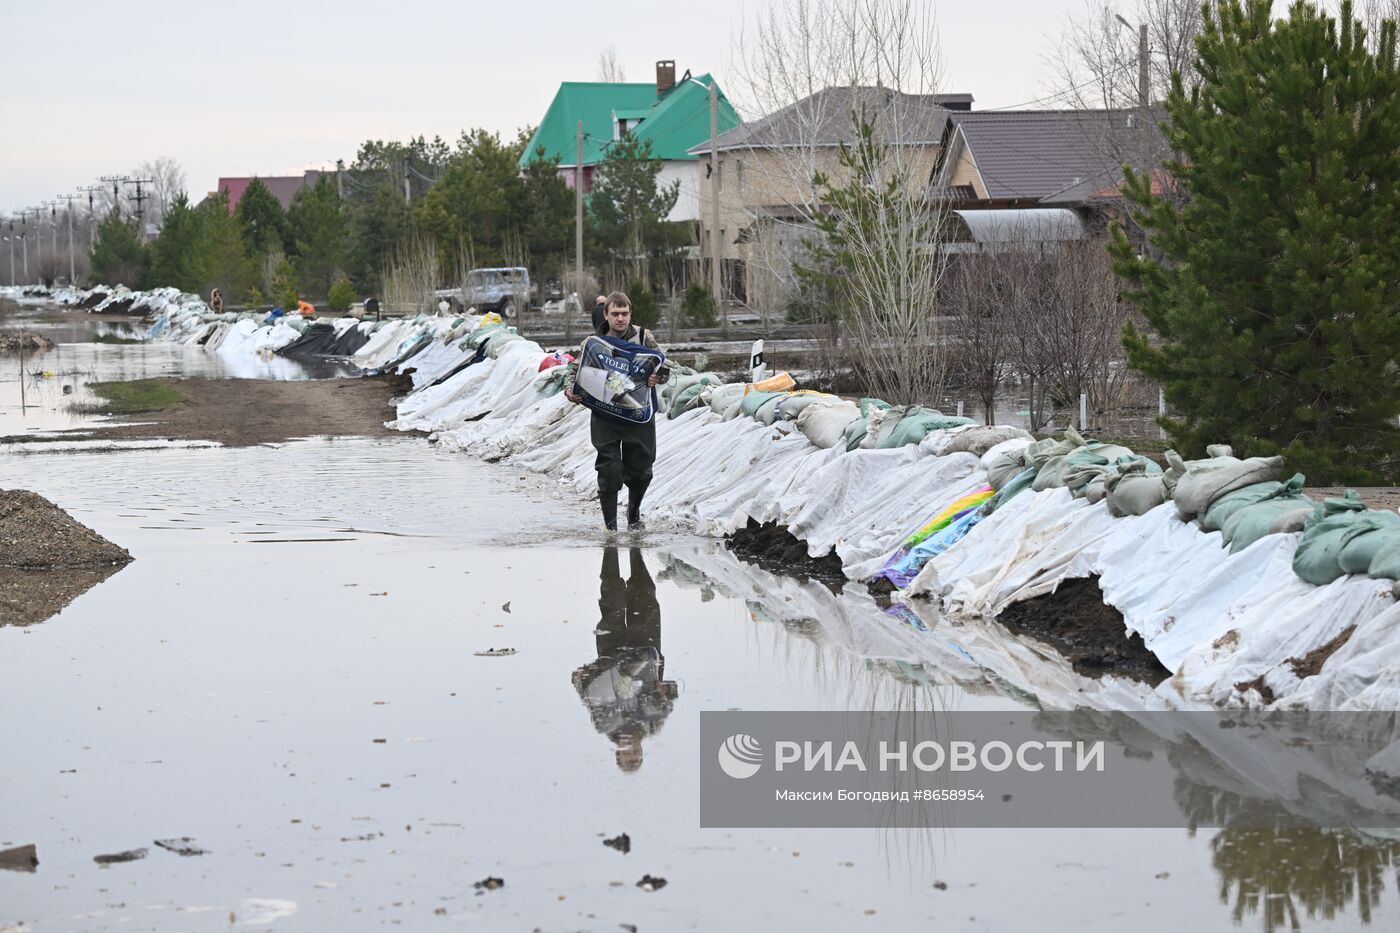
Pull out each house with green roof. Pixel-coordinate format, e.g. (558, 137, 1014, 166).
(520, 61, 740, 223)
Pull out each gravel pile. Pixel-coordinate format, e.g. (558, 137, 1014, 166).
(0, 489, 132, 568)
(0, 332, 54, 353)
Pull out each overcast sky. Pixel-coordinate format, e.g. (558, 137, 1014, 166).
(1, 0, 1120, 212)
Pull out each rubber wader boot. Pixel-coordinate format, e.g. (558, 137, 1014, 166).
(627, 482, 647, 529)
(600, 490, 619, 531)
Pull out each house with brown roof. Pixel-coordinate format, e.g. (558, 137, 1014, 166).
(685, 86, 973, 308)
(213, 170, 323, 212)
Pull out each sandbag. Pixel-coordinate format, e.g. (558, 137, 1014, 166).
(748, 371, 797, 393)
(1370, 539, 1400, 580)
(754, 395, 786, 425)
(741, 390, 784, 419)
(707, 383, 746, 415)
(1221, 498, 1315, 553)
(667, 372, 723, 418)
(1292, 496, 1370, 585)
(1200, 474, 1305, 533)
(984, 467, 1038, 514)
(860, 406, 905, 449)
(1171, 450, 1285, 519)
(1104, 456, 1183, 518)
(859, 398, 891, 416)
(942, 425, 1033, 458)
(1336, 511, 1400, 576)
(877, 406, 976, 449)
(844, 417, 870, 451)
(774, 393, 838, 422)
(796, 400, 860, 449)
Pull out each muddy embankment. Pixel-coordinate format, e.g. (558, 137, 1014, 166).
(0, 489, 132, 627)
(2, 374, 415, 448)
(726, 523, 1171, 685)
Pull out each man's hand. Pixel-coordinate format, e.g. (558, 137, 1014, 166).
(647, 374, 660, 387)
(565, 388, 582, 404)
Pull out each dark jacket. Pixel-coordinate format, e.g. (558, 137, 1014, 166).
(591, 299, 608, 332)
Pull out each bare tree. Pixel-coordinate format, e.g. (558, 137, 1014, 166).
(1360, 0, 1400, 46)
(382, 234, 439, 315)
(1046, 0, 1206, 112)
(597, 45, 627, 82)
(730, 0, 953, 405)
(136, 157, 187, 230)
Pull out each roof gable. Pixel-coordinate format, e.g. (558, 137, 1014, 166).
(521, 76, 739, 168)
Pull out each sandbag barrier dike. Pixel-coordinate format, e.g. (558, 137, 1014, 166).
(109, 284, 1400, 711)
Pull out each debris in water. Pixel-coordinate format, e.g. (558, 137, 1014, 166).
(637, 874, 667, 891)
(474, 876, 504, 892)
(153, 837, 208, 857)
(501, 601, 511, 613)
(0, 844, 38, 872)
(603, 832, 631, 854)
(474, 647, 517, 657)
(94, 848, 147, 865)
(933, 880, 948, 890)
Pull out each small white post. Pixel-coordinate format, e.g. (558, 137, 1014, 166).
(955, 400, 964, 419)
(1079, 393, 1087, 431)
(749, 339, 766, 382)
(1158, 386, 1167, 440)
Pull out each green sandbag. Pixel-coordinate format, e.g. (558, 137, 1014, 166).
(878, 406, 977, 448)
(844, 417, 870, 451)
(986, 450, 1029, 491)
(1369, 539, 1400, 580)
(1337, 511, 1400, 575)
(1104, 456, 1181, 518)
(983, 467, 1037, 514)
(1201, 473, 1306, 533)
(1293, 505, 1367, 585)
(668, 373, 722, 418)
(741, 390, 784, 418)
(1221, 498, 1314, 553)
(859, 398, 891, 417)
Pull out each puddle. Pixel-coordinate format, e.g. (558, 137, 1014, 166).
(0, 337, 1396, 930)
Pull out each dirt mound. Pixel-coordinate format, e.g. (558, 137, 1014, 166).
(79, 291, 109, 309)
(0, 489, 132, 569)
(726, 519, 846, 591)
(1287, 625, 1357, 678)
(995, 576, 1170, 685)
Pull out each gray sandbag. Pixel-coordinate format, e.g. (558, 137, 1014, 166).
(1032, 454, 1072, 491)
(986, 450, 1030, 491)
(772, 393, 836, 421)
(1104, 455, 1184, 517)
(1337, 511, 1400, 575)
(754, 395, 786, 425)
(942, 425, 1033, 457)
(741, 390, 784, 419)
(797, 400, 860, 449)
(1200, 473, 1306, 533)
(859, 398, 892, 416)
(983, 467, 1038, 514)
(707, 383, 745, 415)
(1172, 449, 1285, 520)
(861, 405, 906, 449)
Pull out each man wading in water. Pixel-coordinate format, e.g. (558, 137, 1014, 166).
(565, 292, 665, 531)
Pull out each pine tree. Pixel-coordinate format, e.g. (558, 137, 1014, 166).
(1112, 0, 1400, 483)
(235, 178, 287, 255)
(90, 211, 149, 287)
(149, 194, 204, 292)
(195, 192, 254, 301)
(587, 134, 681, 280)
(287, 176, 349, 298)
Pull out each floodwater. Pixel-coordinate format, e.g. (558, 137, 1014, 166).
(2, 315, 1398, 931)
(0, 311, 356, 436)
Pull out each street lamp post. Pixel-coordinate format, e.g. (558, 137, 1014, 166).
(1114, 14, 1151, 190)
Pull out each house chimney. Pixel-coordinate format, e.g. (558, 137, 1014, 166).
(656, 60, 676, 96)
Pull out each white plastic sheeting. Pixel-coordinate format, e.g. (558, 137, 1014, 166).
(127, 284, 1399, 711)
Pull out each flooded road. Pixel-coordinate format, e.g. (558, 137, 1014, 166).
(2, 318, 1398, 931)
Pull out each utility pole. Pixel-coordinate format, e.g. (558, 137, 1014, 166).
(59, 193, 79, 284)
(708, 79, 726, 339)
(403, 158, 411, 206)
(6, 220, 15, 286)
(126, 178, 155, 233)
(100, 175, 129, 219)
(1115, 15, 1152, 190)
(20, 210, 33, 282)
(43, 201, 59, 274)
(78, 185, 103, 251)
(336, 159, 345, 198)
(572, 118, 583, 344)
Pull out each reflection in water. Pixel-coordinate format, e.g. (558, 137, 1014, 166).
(573, 547, 678, 771)
(0, 565, 125, 627)
(1211, 824, 1400, 932)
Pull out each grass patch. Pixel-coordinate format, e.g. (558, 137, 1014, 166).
(72, 379, 185, 415)
(90, 333, 144, 345)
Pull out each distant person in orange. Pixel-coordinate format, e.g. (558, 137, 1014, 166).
(296, 299, 316, 318)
